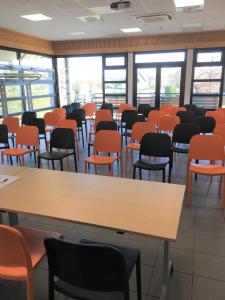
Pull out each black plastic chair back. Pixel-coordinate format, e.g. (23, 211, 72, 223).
(96, 121, 117, 132)
(138, 104, 152, 118)
(101, 103, 114, 116)
(27, 118, 45, 135)
(67, 112, 83, 127)
(121, 110, 137, 124)
(140, 132, 172, 158)
(183, 104, 197, 111)
(126, 114, 145, 130)
(0, 124, 9, 145)
(72, 109, 86, 121)
(22, 111, 37, 125)
(44, 238, 128, 295)
(193, 108, 206, 116)
(50, 128, 75, 150)
(70, 102, 81, 111)
(172, 123, 200, 144)
(176, 111, 194, 123)
(194, 116, 215, 133)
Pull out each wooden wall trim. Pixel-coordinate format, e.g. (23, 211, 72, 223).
(53, 30, 225, 56)
(0, 27, 54, 55)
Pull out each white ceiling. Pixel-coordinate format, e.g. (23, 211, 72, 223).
(0, 0, 225, 41)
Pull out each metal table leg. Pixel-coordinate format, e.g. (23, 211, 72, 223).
(160, 240, 173, 300)
(8, 212, 19, 226)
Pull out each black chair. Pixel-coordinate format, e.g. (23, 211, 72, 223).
(67, 112, 85, 147)
(133, 133, 173, 183)
(137, 104, 152, 118)
(44, 237, 141, 300)
(192, 108, 206, 116)
(194, 116, 215, 133)
(119, 110, 138, 133)
(0, 124, 10, 150)
(73, 109, 87, 139)
(38, 128, 77, 172)
(70, 102, 81, 111)
(176, 111, 194, 123)
(22, 111, 37, 125)
(122, 114, 145, 146)
(183, 104, 197, 111)
(27, 118, 48, 150)
(88, 121, 118, 156)
(172, 123, 200, 154)
(101, 103, 114, 116)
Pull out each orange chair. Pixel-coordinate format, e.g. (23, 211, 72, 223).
(84, 130, 122, 177)
(186, 135, 225, 207)
(214, 124, 225, 144)
(158, 115, 180, 135)
(81, 102, 96, 120)
(2, 116, 20, 146)
(147, 110, 166, 129)
(160, 103, 173, 114)
(117, 103, 136, 121)
(170, 106, 186, 116)
(205, 110, 225, 125)
(44, 112, 60, 133)
(1, 126, 39, 166)
(57, 119, 79, 160)
(125, 122, 156, 173)
(0, 224, 62, 300)
(89, 109, 113, 143)
(53, 108, 66, 121)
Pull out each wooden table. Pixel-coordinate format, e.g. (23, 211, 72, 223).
(0, 165, 185, 300)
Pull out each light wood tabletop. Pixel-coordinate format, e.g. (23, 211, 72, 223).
(0, 166, 185, 241)
(0, 164, 26, 176)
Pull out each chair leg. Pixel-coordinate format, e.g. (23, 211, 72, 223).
(33, 150, 36, 165)
(223, 175, 225, 208)
(168, 166, 172, 183)
(125, 147, 128, 174)
(139, 168, 142, 180)
(136, 254, 142, 300)
(195, 160, 198, 180)
(109, 163, 113, 176)
(81, 127, 84, 148)
(51, 160, 55, 170)
(133, 166, 136, 179)
(85, 121, 88, 139)
(38, 157, 41, 168)
(26, 275, 34, 300)
(84, 161, 88, 174)
(120, 157, 123, 178)
(60, 159, 63, 171)
(186, 171, 193, 207)
(162, 169, 166, 183)
(74, 152, 78, 172)
(94, 165, 97, 175)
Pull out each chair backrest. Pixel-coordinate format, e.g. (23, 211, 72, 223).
(147, 110, 166, 125)
(16, 126, 39, 147)
(184, 104, 197, 111)
(27, 118, 45, 135)
(53, 108, 66, 120)
(57, 119, 77, 135)
(121, 110, 138, 123)
(172, 123, 200, 144)
(189, 134, 224, 162)
(72, 109, 86, 120)
(194, 116, 216, 133)
(70, 102, 81, 111)
(213, 124, 225, 144)
(160, 103, 173, 114)
(94, 109, 113, 130)
(131, 122, 156, 142)
(101, 103, 114, 115)
(125, 114, 145, 130)
(44, 238, 128, 296)
(67, 112, 83, 127)
(0, 225, 32, 275)
(118, 103, 135, 115)
(50, 128, 75, 150)
(205, 110, 225, 125)
(44, 112, 60, 127)
(176, 111, 194, 123)
(158, 115, 180, 132)
(96, 121, 117, 132)
(22, 111, 37, 125)
(140, 132, 172, 158)
(0, 124, 9, 144)
(137, 104, 152, 118)
(2, 116, 19, 133)
(81, 103, 96, 118)
(94, 130, 121, 154)
(170, 106, 186, 116)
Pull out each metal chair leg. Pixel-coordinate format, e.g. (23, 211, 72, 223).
(136, 254, 142, 300)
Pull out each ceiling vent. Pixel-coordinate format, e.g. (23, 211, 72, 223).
(135, 13, 173, 24)
(178, 5, 203, 13)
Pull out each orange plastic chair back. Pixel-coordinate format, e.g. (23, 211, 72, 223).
(16, 126, 39, 148)
(94, 109, 113, 130)
(2, 117, 19, 133)
(118, 103, 136, 114)
(53, 108, 66, 120)
(57, 119, 77, 134)
(213, 124, 225, 144)
(159, 115, 180, 132)
(170, 106, 186, 116)
(160, 103, 173, 114)
(94, 130, 121, 154)
(189, 134, 224, 162)
(131, 122, 156, 142)
(81, 103, 96, 118)
(147, 110, 166, 125)
(0, 225, 32, 280)
(205, 111, 225, 125)
(44, 112, 60, 127)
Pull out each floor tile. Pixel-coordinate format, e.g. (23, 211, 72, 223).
(192, 276, 225, 300)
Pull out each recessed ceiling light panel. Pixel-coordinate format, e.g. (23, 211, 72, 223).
(121, 27, 142, 33)
(174, 0, 204, 8)
(77, 15, 104, 22)
(69, 32, 87, 35)
(21, 14, 52, 21)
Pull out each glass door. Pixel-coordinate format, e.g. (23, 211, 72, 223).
(136, 67, 157, 106)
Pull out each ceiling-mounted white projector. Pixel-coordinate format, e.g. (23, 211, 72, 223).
(110, 1, 132, 10)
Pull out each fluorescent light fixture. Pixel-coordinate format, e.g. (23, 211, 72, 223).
(174, 0, 204, 8)
(121, 27, 142, 33)
(21, 14, 52, 21)
(69, 32, 87, 35)
(77, 15, 104, 22)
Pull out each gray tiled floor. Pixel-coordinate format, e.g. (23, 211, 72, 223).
(1, 130, 225, 300)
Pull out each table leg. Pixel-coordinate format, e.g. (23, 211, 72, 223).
(0, 212, 3, 224)
(8, 212, 19, 226)
(160, 240, 173, 300)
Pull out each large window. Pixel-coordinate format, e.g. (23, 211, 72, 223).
(191, 49, 224, 109)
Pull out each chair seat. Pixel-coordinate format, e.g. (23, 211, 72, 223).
(190, 163, 225, 175)
(1, 148, 33, 156)
(127, 143, 140, 151)
(172, 145, 189, 154)
(134, 158, 169, 170)
(85, 155, 117, 165)
(38, 151, 72, 160)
